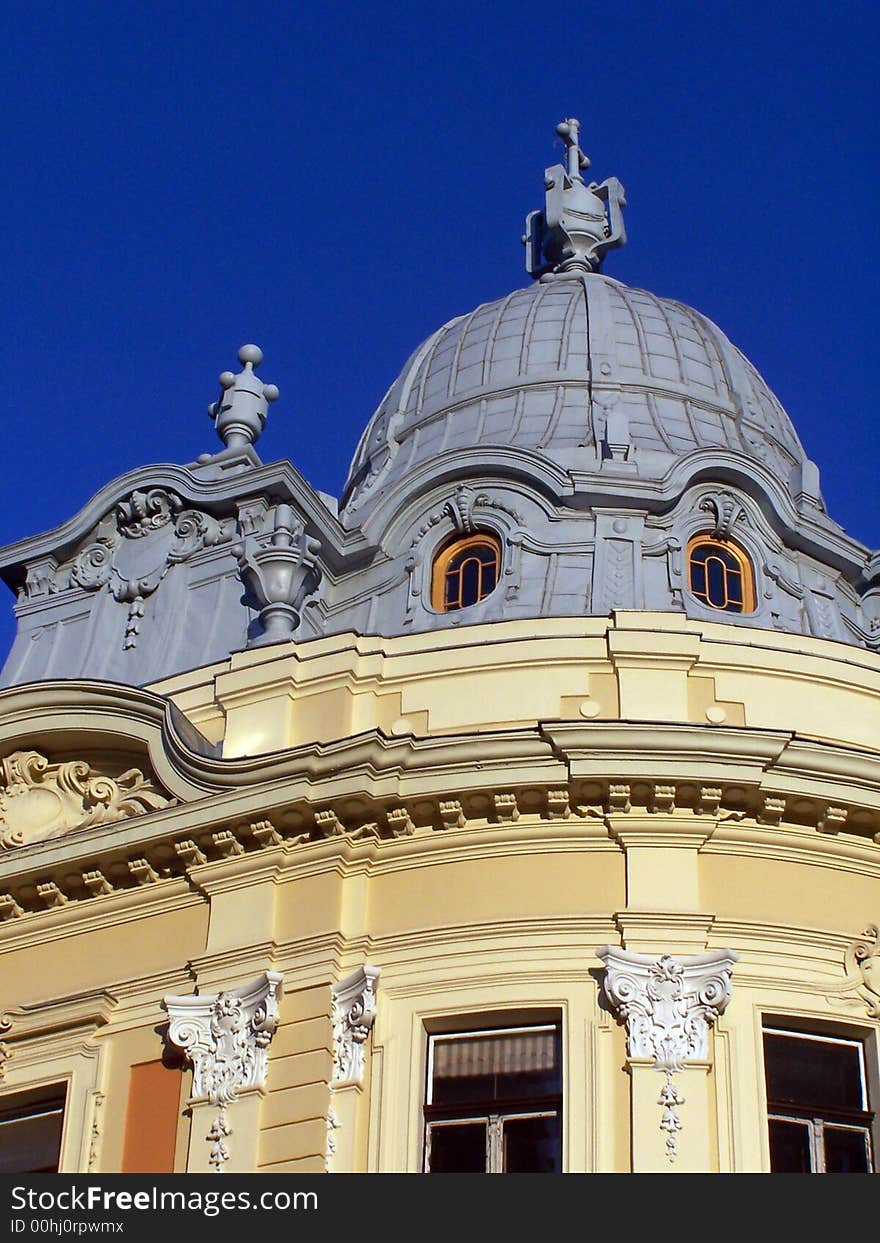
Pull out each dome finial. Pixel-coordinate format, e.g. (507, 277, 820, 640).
(523, 118, 626, 278)
(555, 118, 590, 181)
(208, 344, 280, 452)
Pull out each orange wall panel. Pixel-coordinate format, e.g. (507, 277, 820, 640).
(121, 1060, 183, 1174)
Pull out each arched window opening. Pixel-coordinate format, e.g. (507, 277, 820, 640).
(432, 534, 501, 612)
(687, 535, 755, 614)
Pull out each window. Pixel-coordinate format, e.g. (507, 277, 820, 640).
(763, 1027, 875, 1172)
(687, 535, 754, 613)
(431, 534, 501, 612)
(424, 1024, 562, 1172)
(0, 1085, 67, 1173)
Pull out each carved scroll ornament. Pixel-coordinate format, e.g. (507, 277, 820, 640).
(331, 965, 380, 1086)
(0, 749, 173, 849)
(71, 488, 223, 649)
(596, 947, 737, 1161)
(845, 925, 880, 1018)
(164, 972, 283, 1173)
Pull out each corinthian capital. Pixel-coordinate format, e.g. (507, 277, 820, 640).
(163, 971, 283, 1105)
(596, 947, 737, 1072)
(331, 965, 381, 1086)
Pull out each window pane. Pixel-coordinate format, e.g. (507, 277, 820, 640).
(459, 557, 481, 608)
(764, 1033, 864, 1111)
(726, 572, 744, 604)
(768, 1118, 813, 1173)
(824, 1126, 871, 1174)
(431, 1029, 561, 1105)
(428, 1122, 486, 1172)
(503, 1115, 561, 1173)
(0, 1107, 65, 1174)
(706, 557, 727, 607)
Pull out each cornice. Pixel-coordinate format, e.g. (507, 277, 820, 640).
(364, 914, 620, 963)
(0, 458, 373, 585)
(541, 720, 793, 773)
(0, 715, 878, 922)
(2, 988, 117, 1072)
(355, 446, 574, 544)
(569, 448, 868, 575)
(703, 822, 880, 877)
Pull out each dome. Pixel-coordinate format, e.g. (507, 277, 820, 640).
(341, 271, 806, 515)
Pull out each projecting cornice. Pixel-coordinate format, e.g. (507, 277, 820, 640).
(570, 448, 866, 577)
(352, 444, 869, 579)
(0, 693, 878, 921)
(0, 458, 373, 591)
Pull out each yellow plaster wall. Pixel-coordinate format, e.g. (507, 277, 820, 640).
(97, 1025, 190, 1174)
(366, 845, 624, 935)
(149, 614, 880, 758)
(0, 901, 208, 1006)
(700, 852, 880, 931)
(5, 611, 879, 1173)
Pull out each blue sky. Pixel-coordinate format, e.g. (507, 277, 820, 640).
(1, 1, 877, 660)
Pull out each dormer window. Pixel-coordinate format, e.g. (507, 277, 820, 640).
(432, 534, 501, 612)
(687, 535, 755, 614)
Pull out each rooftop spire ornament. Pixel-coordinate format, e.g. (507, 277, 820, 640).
(208, 344, 279, 452)
(524, 118, 626, 278)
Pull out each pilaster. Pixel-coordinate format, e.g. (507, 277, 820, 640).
(596, 947, 737, 1172)
(606, 613, 701, 721)
(164, 971, 283, 1172)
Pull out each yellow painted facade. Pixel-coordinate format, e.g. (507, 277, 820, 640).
(1, 610, 878, 1173)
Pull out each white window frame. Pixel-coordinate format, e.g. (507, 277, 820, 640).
(423, 1023, 562, 1174)
(763, 1025, 874, 1173)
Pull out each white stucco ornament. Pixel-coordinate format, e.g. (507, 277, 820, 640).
(331, 965, 380, 1086)
(163, 971, 283, 1171)
(596, 947, 737, 1161)
(846, 924, 880, 1017)
(0, 749, 173, 849)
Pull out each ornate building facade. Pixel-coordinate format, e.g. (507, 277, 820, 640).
(0, 120, 878, 1174)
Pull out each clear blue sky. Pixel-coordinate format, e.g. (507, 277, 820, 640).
(1, 1, 877, 660)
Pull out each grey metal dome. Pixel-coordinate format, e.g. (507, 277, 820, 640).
(341, 272, 806, 516)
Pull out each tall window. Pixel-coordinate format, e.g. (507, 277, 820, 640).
(431, 534, 501, 612)
(424, 1024, 562, 1173)
(687, 535, 754, 613)
(0, 1085, 67, 1174)
(763, 1027, 875, 1173)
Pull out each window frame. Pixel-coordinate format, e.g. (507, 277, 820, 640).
(0, 1083, 68, 1175)
(762, 1024, 876, 1173)
(430, 533, 502, 613)
(423, 1021, 563, 1173)
(686, 533, 755, 614)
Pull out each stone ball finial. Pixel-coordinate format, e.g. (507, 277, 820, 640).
(209, 344, 280, 453)
(238, 344, 264, 367)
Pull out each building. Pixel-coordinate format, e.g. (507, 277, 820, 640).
(0, 119, 878, 1175)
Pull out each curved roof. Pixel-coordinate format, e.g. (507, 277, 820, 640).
(341, 272, 806, 514)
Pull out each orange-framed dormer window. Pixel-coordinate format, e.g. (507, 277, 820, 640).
(431, 534, 501, 612)
(687, 535, 755, 614)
